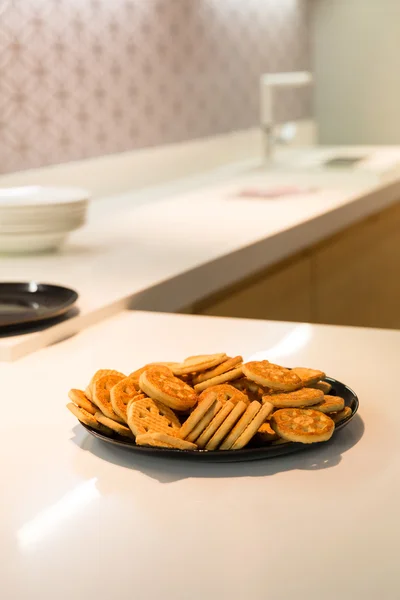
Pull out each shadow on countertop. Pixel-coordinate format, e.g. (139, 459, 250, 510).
(70, 414, 365, 485)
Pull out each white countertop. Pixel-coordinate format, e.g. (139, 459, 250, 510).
(2, 160, 400, 360)
(2, 310, 400, 599)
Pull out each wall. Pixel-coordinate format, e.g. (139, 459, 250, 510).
(313, 0, 400, 145)
(0, 0, 311, 175)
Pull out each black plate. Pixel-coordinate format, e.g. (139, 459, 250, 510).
(81, 377, 359, 462)
(0, 282, 78, 327)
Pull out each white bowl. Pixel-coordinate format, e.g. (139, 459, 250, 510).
(0, 185, 90, 207)
(0, 214, 86, 234)
(0, 231, 72, 254)
(0, 186, 90, 253)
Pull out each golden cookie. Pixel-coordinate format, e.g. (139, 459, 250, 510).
(205, 401, 247, 451)
(291, 367, 326, 387)
(92, 373, 126, 423)
(193, 367, 243, 393)
(110, 376, 142, 423)
(135, 433, 175, 448)
(139, 366, 198, 411)
(68, 389, 97, 415)
(196, 402, 235, 449)
(179, 394, 219, 439)
(311, 395, 345, 414)
(219, 401, 261, 450)
(256, 422, 279, 443)
(231, 402, 274, 450)
(95, 412, 134, 438)
(312, 380, 332, 394)
(136, 432, 197, 451)
(243, 361, 301, 391)
(186, 401, 223, 443)
(127, 396, 181, 437)
(193, 356, 243, 385)
(331, 406, 352, 424)
(66, 403, 113, 435)
(129, 363, 178, 384)
(264, 388, 323, 408)
(85, 369, 125, 400)
(172, 353, 227, 376)
(271, 408, 335, 444)
(231, 378, 270, 402)
(198, 384, 249, 406)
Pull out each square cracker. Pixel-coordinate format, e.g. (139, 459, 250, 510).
(187, 401, 223, 442)
(179, 395, 216, 439)
(205, 401, 247, 451)
(196, 402, 235, 449)
(231, 402, 274, 450)
(219, 401, 261, 450)
(194, 367, 243, 393)
(136, 432, 197, 451)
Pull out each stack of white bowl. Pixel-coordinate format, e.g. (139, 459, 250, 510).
(0, 186, 90, 253)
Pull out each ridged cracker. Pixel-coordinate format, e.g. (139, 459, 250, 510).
(194, 367, 243, 393)
(66, 402, 113, 435)
(172, 353, 227, 376)
(193, 356, 243, 385)
(95, 412, 134, 438)
(187, 401, 223, 443)
(220, 401, 261, 450)
(179, 394, 217, 439)
(205, 401, 247, 450)
(231, 402, 274, 450)
(127, 396, 181, 437)
(196, 402, 235, 449)
(136, 432, 197, 451)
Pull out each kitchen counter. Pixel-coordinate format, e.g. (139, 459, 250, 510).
(2, 157, 400, 360)
(2, 310, 399, 599)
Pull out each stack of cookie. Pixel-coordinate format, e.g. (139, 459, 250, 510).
(67, 354, 352, 451)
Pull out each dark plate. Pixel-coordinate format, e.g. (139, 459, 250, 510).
(81, 376, 359, 462)
(0, 282, 78, 328)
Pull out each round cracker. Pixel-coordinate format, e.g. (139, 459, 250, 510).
(68, 389, 97, 415)
(110, 376, 142, 422)
(311, 395, 345, 414)
(271, 408, 334, 444)
(92, 373, 126, 423)
(243, 361, 301, 391)
(139, 366, 198, 411)
(265, 388, 323, 408)
(66, 403, 113, 435)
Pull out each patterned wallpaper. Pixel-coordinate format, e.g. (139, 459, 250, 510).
(0, 0, 311, 175)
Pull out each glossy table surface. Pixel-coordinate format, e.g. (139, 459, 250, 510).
(4, 162, 400, 361)
(2, 311, 399, 599)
